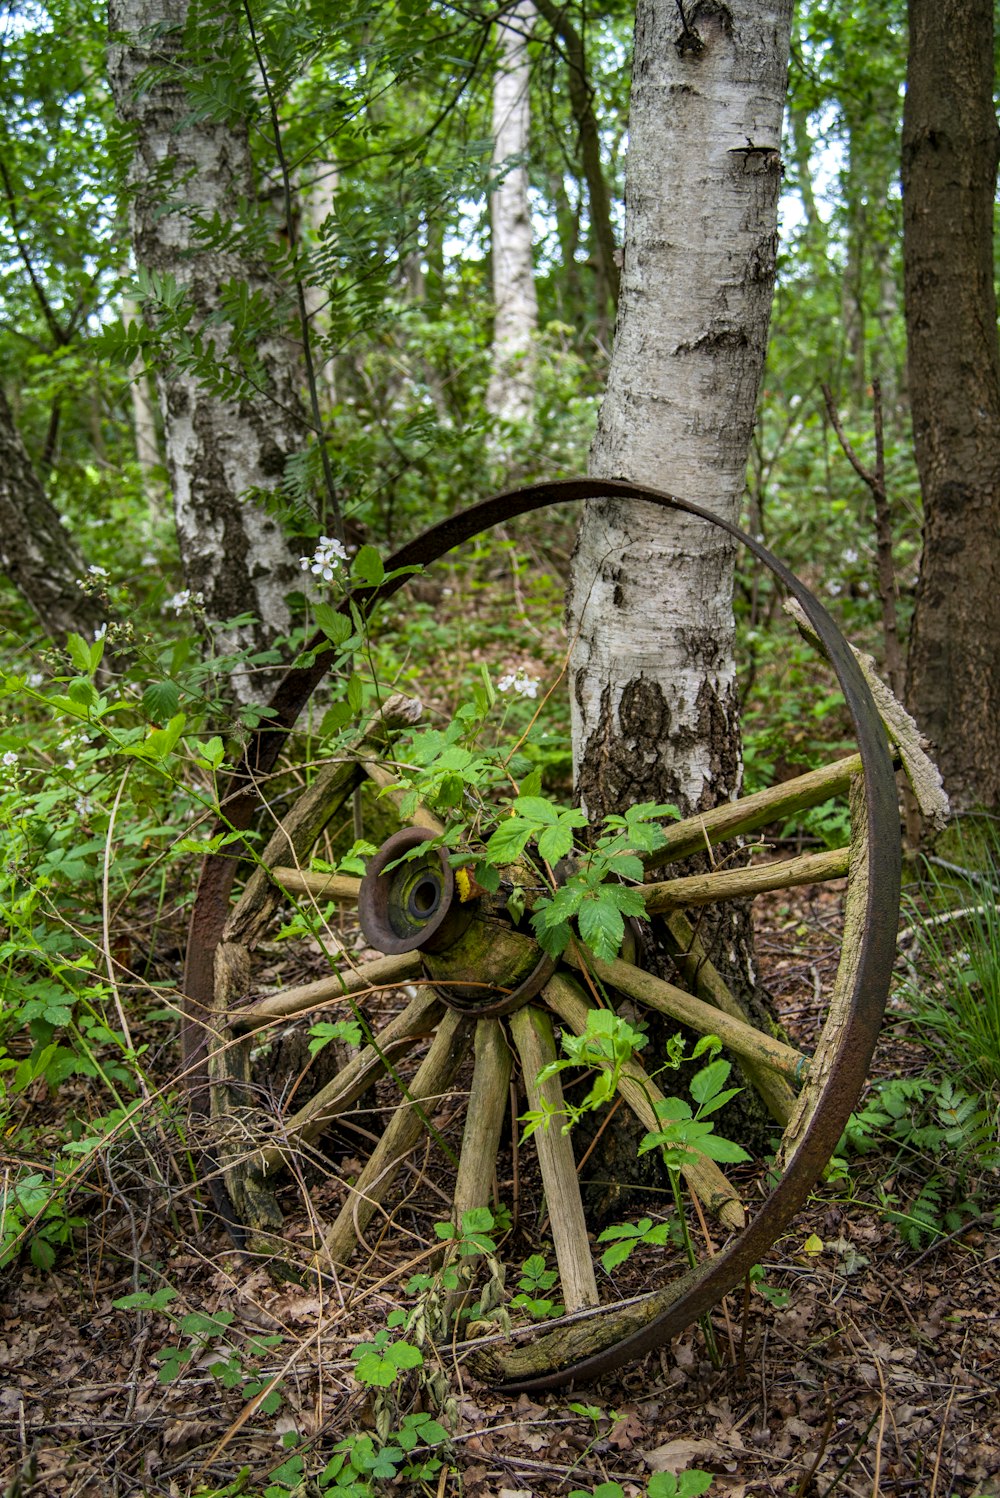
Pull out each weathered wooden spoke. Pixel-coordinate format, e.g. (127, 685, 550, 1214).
(189, 478, 903, 1391)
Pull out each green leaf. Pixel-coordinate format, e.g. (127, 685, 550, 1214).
(696, 1134, 752, 1164)
(484, 817, 535, 864)
(141, 679, 181, 722)
(690, 1058, 733, 1107)
(30, 1237, 56, 1272)
(352, 1352, 398, 1387)
(320, 701, 354, 735)
(346, 674, 364, 712)
(599, 1239, 634, 1271)
(387, 1340, 423, 1370)
(113, 1287, 179, 1311)
(519, 767, 542, 798)
(352, 545, 385, 586)
(124, 712, 186, 763)
(511, 795, 558, 824)
(314, 602, 352, 644)
(577, 893, 626, 961)
(537, 821, 576, 864)
(199, 735, 226, 770)
(648, 1470, 714, 1497)
(66, 633, 93, 674)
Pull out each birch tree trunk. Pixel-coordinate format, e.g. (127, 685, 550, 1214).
(0, 387, 107, 643)
(301, 166, 338, 411)
(569, 0, 793, 829)
(902, 0, 1000, 813)
(566, 0, 793, 1198)
(485, 0, 538, 427)
(122, 295, 167, 519)
(108, 0, 306, 694)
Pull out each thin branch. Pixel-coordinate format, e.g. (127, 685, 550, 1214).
(0, 152, 71, 348)
(822, 378, 905, 700)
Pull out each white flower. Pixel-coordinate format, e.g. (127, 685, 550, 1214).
(2, 750, 18, 768)
(842, 547, 859, 565)
(164, 589, 205, 614)
(300, 536, 349, 582)
(94, 623, 108, 641)
(88, 564, 108, 577)
(827, 580, 843, 597)
(498, 666, 541, 699)
(27, 673, 44, 688)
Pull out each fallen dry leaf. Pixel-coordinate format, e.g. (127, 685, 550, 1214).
(645, 1436, 720, 1473)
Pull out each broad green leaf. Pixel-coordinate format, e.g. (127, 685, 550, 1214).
(351, 545, 385, 586)
(537, 821, 576, 864)
(690, 1058, 733, 1106)
(387, 1340, 423, 1370)
(113, 1287, 179, 1311)
(577, 893, 625, 961)
(484, 817, 535, 864)
(696, 1134, 752, 1164)
(66, 633, 93, 674)
(314, 602, 352, 644)
(511, 794, 558, 824)
(141, 679, 181, 722)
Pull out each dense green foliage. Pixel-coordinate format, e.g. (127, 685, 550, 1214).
(1, 3, 998, 1491)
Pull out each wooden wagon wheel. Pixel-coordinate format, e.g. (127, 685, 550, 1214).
(185, 479, 901, 1391)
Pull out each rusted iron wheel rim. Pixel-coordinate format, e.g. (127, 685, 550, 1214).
(185, 478, 901, 1390)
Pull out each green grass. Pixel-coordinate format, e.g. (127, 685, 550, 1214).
(898, 820, 1000, 1101)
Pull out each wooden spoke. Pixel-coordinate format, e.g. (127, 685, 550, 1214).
(640, 754, 864, 871)
(258, 985, 445, 1174)
(453, 1019, 514, 1234)
(269, 868, 362, 902)
(563, 942, 811, 1085)
(232, 949, 422, 1033)
(641, 845, 849, 913)
(225, 758, 362, 948)
(509, 1006, 600, 1312)
(313, 1008, 473, 1270)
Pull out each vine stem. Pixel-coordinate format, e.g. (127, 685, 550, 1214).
(241, 0, 345, 542)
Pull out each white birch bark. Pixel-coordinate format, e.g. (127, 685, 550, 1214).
(485, 0, 538, 426)
(301, 166, 339, 410)
(122, 295, 166, 519)
(108, 0, 305, 697)
(569, 0, 793, 824)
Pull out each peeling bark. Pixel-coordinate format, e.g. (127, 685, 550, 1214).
(107, 0, 307, 697)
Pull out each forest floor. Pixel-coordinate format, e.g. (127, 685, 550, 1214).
(2, 874, 998, 1498)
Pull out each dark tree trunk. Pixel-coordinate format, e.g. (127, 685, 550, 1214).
(901, 0, 1000, 812)
(0, 387, 107, 644)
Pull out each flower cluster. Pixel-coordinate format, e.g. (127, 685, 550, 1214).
(301, 536, 349, 582)
(2, 750, 18, 769)
(164, 589, 205, 615)
(498, 666, 541, 699)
